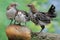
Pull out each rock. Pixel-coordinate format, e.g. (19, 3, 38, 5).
(6, 24, 31, 40)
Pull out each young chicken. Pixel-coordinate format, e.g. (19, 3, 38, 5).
(15, 10, 29, 26)
(6, 3, 18, 25)
(27, 4, 56, 33)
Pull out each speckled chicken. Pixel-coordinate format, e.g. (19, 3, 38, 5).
(28, 4, 56, 33)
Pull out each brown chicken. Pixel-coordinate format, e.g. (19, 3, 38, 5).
(28, 4, 56, 33)
(6, 24, 31, 40)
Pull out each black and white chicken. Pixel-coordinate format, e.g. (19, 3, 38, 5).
(28, 4, 56, 33)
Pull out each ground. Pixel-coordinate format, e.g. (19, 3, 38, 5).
(32, 32, 60, 40)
